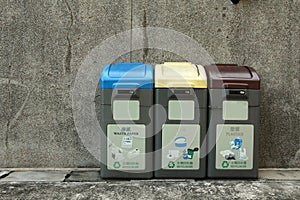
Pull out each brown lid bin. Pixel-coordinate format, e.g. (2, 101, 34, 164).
(204, 64, 260, 89)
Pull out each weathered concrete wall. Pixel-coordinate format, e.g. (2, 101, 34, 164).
(0, 0, 299, 168)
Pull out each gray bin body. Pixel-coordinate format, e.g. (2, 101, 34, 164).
(154, 88, 207, 178)
(100, 89, 153, 179)
(207, 89, 260, 178)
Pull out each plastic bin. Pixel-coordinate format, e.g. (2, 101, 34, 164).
(205, 64, 260, 178)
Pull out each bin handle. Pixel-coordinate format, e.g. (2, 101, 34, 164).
(167, 82, 195, 87)
(112, 83, 140, 88)
(223, 83, 248, 89)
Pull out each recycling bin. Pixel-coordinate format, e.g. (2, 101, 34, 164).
(205, 64, 260, 178)
(154, 62, 207, 178)
(100, 62, 153, 179)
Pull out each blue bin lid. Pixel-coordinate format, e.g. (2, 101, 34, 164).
(100, 63, 153, 88)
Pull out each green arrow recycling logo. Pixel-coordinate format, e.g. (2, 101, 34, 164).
(168, 161, 175, 168)
(113, 162, 121, 169)
(222, 161, 229, 168)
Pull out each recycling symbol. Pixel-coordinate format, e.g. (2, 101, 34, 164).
(222, 161, 229, 168)
(113, 162, 121, 169)
(168, 161, 175, 168)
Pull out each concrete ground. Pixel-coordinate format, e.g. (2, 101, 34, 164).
(0, 169, 299, 199)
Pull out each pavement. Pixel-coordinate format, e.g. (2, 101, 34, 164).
(0, 169, 299, 199)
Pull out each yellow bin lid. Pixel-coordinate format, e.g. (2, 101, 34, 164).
(155, 62, 207, 88)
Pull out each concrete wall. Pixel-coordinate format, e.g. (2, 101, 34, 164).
(0, 0, 299, 168)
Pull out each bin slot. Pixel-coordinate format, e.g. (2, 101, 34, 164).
(174, 89, 191, 95)
(112, 89, 139, 100)
(118, 89, 135, 95)
(168, 89, 193, 98)
(226, 89, 248, 100)
(229, 90, 246, 95)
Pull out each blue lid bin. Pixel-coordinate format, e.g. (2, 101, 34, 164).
(100, 62, 153, 89)
(99, 63, 153, 179)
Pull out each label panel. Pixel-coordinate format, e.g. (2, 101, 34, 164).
(168, 100, 195, 120)
(107, 124, 145, 170)
(113, 100, 140, 120)
(216, 124, 254, 170)
(223, 101, 248, 120)
(162, 124, 200, 170)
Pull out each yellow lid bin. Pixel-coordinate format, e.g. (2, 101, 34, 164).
(155, 62, 207, 88)
(154, 62, 207, 179)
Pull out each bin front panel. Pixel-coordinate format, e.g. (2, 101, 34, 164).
(107, 124, 146, 170)
(161, 124, 200, 170)
(215, 124, 254, 170)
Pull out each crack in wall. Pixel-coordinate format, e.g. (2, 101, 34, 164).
(130, 0, 133, 62)
(241, 1, 247, 66)
(65, 36, 72, 74)
(7, 87, 32, 131)
(142, 8, 148, 62)
(64, 0, 74, 73)
(242, 57, 246, 65)
(1, 77, 32, 154)
(5, 66, 12, 152)
(287, 0, 299, 167)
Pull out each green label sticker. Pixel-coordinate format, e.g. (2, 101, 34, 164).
(107, 124, 145, 170)
(162, 124, 200, 170)
(216, 124, 254, 170)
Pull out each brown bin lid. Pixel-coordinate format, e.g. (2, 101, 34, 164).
(204, 64, 260, 89)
